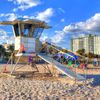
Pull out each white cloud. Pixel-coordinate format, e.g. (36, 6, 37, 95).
(51, 31, 65, 43)
(0, 29, 14, 44)
(6, 13, 17, 21)
(78, 34, 85, 37)
(0, 7, 54, 22)
(13, 8, 18, 12)
(8, 0, 41, 11)
(58, 8, 65, 14)
(49, 13, 100, 44)
(0, 13, 17, 21)
(40, 30, 65, 44)
(0, 14, 5, 17)
(8, 0, 13, 1)
(36, 8, 54, 22)
(23, 15, 30, 19)
(72, 33, 86, 38)
(6, 36, 14, 44)
(0, 13, 33, 21)
(40, 35, 48, 42)
(0, 29, 7, 35)
(63, 13, 100, 33)
(61, 18, 65, 22)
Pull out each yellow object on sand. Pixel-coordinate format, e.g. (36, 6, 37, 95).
(0, 73, 15, 78)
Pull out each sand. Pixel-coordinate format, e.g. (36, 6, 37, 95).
(0, 78, 99, 100)
(0, 64, 100, 100)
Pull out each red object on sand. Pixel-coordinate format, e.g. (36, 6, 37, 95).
(3, 65, 7, 73)
(80, 64, 85, 69)
(20, 44, 25, 52)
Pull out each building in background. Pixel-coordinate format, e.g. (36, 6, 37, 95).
(71, 34, 100, 55)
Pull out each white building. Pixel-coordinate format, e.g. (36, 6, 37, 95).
(71, 34, 100, 55)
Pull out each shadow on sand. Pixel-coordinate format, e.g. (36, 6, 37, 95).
(81, 74, 100, 86)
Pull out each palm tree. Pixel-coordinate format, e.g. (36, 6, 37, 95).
(0, 45, 6, 61)
(62, 48, 68, 53)
(87, 52, 95, 58)
(76, 49, 85, 56)
(7, 45, 14, 53)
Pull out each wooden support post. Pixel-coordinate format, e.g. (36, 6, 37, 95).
(74, 60, 77, 84)
(31, 63, 39, 72)
(51, 58, 56, 76)
(11, 56, 21, 74)
(45, 63, 52, 75)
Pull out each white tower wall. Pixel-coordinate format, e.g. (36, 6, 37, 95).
(15, 37, 36, 53)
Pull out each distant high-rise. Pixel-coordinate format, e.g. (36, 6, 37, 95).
(71, 34, 100, 55)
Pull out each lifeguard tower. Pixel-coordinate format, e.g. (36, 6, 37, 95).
(0, 18, 51, 74)
(0, 19, 86, 81)
(0, 18, 50, 53)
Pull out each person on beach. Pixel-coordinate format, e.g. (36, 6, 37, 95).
(98, 58, 100, 66)
(56, 53, 61, 62)
(97, 57, 100, 66)
(83, 60, 88, 69)
(67, 60, 73, 69)
(84, 58, 88, 69)
(79, 61, 85, 69)
(60, 56, 64, 64)
(28, 56, 33, 65)
(12, 52, 15, 64)
(93, 57, 97, 66)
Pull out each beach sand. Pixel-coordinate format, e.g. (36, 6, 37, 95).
(0, 64, 100, 99)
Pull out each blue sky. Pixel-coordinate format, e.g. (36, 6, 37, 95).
(0, 0, 100, 49)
